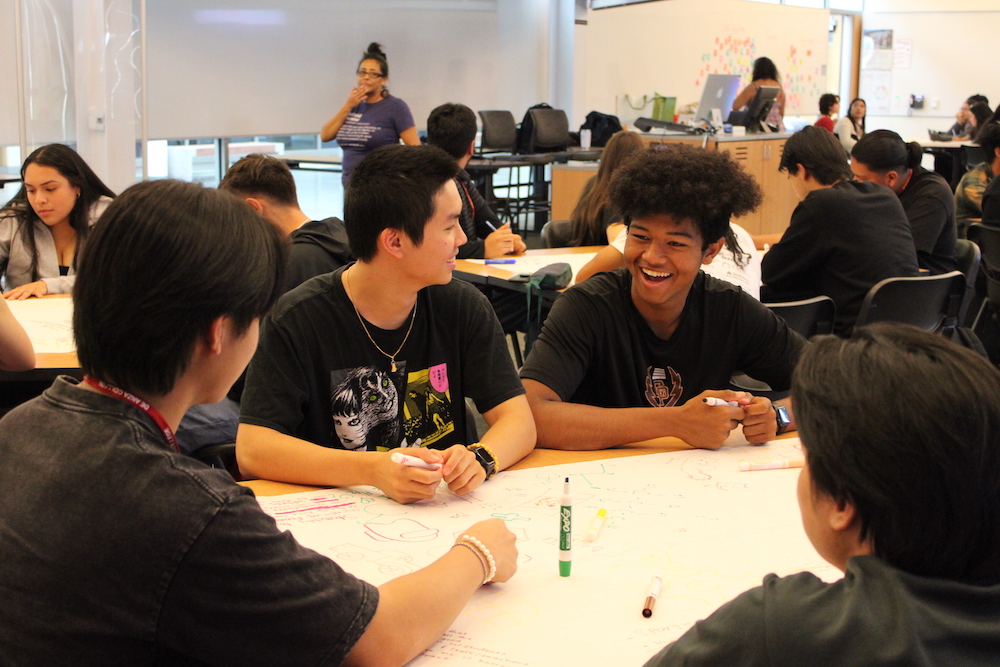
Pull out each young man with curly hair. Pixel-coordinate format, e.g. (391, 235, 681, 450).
(519, 145, 806, 451)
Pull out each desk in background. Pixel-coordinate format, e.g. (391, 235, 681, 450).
(278, 148, 343, 173)
(2, 296, 78, 382)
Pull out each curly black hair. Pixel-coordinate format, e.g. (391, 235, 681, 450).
(608, 144, 762, 249)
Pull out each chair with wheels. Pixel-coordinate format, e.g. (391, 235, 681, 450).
(854, 271, 965, 336)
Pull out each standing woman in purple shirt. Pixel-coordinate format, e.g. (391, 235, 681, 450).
(321, 42, 420, 184)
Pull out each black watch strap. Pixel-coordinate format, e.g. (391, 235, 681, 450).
(467, 443, 497, 480)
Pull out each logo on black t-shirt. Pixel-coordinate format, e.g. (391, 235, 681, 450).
(644, 366, 683, 407)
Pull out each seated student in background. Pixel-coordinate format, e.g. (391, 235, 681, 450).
(644, 324, 1000, 666)
(237, 145, 535, 503)
(220, 153, 353, 291)
(566, 130, 644, 246)
(0, 179, 518, 664)
(955, 122, 1000, 223)
(948, 94, 988, 139)
(520, 145, 803, 452)
(0, 144, 114, 299)
(851, 130, 957, 274)
(982, 156, 1000, 227)
(833, 97, 866, 155)
(762, 127, 919, 334)
(426, 103, 525, 259)
(969, 101, 994, 143)
(576, 220, 762, 299)
(0, 298, 34, 371)
(813, 93, 839, 133)
(175, 153, 354, 455)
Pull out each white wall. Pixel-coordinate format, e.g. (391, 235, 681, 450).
(579, 0, 830, 129)
(861, 4, 999, 140)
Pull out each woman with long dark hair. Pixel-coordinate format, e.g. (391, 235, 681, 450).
(834, 98, 866, 154)
(567, 130, 644, 247)
(0, 144, 115, 299)
(731, 57, 786, 132)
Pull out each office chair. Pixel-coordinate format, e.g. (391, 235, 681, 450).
(967, 224, 1000, 330)
(541, 219, 574, 248)
(854, 271, 965, 336)
(523, 108, 570, 154)
(954, 238, 981, 326)
(729, 296, 836, 400)
(478, 111, 519, 154)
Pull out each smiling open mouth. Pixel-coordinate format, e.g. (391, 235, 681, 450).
(641, 268, 672, 282)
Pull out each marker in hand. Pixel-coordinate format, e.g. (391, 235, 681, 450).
(703, 397, 739, 407)
(390, 452, 442, 471)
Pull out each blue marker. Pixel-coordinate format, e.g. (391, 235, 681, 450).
(485, 259, 516, 265)
(559, 477, 572, 576)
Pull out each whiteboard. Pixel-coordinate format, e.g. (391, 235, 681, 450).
(257, 439, 839, 666)
(0, 0, 18, 146)
(583, 0, 830, 122)
(145, 0, 549, 140)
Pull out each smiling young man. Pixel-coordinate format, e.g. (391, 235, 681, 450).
(644, 324, 1000, 665)
(236, 145, 534, 503)
(519, 145, 805, 451)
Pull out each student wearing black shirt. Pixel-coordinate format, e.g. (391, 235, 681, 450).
(521, 145, 804, 451)
(851, 130, 957, 274)
(238, 145, 535, 503)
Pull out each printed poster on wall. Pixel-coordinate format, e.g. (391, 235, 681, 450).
(861, 29, 893, 72)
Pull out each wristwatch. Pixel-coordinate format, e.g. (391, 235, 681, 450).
(467, 443, 497, 480)
(774, 404, 791, 436)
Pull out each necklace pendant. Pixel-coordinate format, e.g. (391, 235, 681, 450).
(390, 359, 397, 373)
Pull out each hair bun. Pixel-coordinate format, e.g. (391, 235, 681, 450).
(366, 42, 384, 56)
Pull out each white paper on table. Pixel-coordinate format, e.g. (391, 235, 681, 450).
(7, 298, 75, 353)
(257, 439, 837, 667)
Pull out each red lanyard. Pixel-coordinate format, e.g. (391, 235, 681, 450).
(83, 376, 181, 454)
(458, 179, 475, 219)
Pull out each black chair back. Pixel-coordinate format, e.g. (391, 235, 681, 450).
(967, 224, 1000, 327)
(478, 111, 518, 153)
(526, 108, 570, 153)
(855, 271, 965, 335)
(954, 238, 981, 325)
(764, 296, 836, 339)
(541, 219, 574, 248)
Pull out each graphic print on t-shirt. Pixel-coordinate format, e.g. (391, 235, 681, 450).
(329, 366, 401, 451)
(644, 366, 683, 407)
(403, 363, 455, 448)
(337, 112, 382, 148)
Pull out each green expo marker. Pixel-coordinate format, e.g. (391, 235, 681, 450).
(559, 477, 572, 577)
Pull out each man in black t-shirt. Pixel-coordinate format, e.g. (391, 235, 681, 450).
(520, 145, 805, 451)
(851, 130, 957, 274)
(237, 145, 535, 503)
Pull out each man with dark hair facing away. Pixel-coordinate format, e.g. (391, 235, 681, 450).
(761, 126, 920, 334)
(0, 179, 519, 665)
(175, 153, 354, 456)
(237, 144, 535, 503)
(645, 323, 1000, 665)
(220, 153, 353, 291)
(426, 103, 526, 259)
(520, 144, 805, 451)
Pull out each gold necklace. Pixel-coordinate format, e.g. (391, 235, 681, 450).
(345, 268, 416, 373)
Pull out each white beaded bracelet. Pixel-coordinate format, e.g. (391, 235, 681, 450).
(454, 534, 497, 586)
